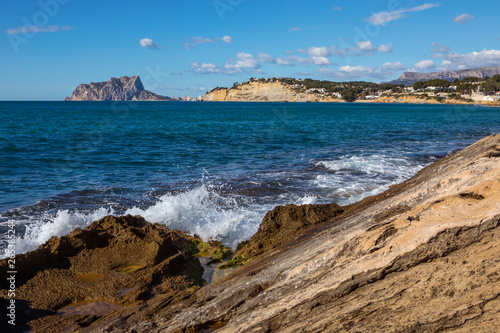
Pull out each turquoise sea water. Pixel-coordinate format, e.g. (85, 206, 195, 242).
(1, 101, 499, 255)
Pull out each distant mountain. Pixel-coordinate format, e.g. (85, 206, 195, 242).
(64, 75, 171, 101)
(390, 66, 500, 86)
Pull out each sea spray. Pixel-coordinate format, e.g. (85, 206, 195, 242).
(15, 207, 114, 255)
(125, 185, 265, 249)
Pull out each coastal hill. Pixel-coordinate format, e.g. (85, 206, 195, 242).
(202, 79, 344, 102)
(1, 134, 500, 331)
(202, 72, 500, 106)
(64, 75, 172, 101)
(390, 66, 500, 86)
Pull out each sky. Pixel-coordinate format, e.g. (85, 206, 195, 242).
(1, 0, 500, 100)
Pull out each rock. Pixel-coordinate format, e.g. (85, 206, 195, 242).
(202, 81, 342, 102)
(3, 135, 500, 332)
(237, 203, 345, 260)
(153, 134, 500, 332)
(64, 76, 172, 101)
(0, 215, 203, 332)
(390, 66, 500, 86)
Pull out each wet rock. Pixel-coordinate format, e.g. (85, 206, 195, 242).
(237, 203, 345, 260)
(0, 215, 203, 332)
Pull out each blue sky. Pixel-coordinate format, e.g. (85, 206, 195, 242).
(1, 0, 500, 100)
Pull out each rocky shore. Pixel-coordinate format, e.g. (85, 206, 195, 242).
(2, 134, 500, 332)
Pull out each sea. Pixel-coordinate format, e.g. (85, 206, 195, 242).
(1, 101, 499, 257)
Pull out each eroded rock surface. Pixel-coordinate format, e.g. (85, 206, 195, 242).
(0, 215, 203, 332)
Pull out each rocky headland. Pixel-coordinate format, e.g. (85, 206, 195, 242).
(390, 66, 500, 86)
(64, 76, 172, 101)
(2, 134, 500, 332)
(202, 81, 343, 103)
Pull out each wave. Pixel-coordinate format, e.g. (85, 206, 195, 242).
(125, 185, 265, 249)
(313, 154, 428, 205)
(14, 207, 114, 256)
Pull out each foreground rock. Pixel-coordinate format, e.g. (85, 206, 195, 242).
(154, 134, 500, 332)
(64, 75, 171, 101)
(0, 215, 204, 332)
(2, 135, 500, 332)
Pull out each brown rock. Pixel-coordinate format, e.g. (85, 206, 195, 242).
(238, 203, 345, 260)
(0, 215, 203, 332)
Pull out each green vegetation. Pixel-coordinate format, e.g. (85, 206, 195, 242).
(218, 255, 248, 270)
(413, 79, 451, 90)
(181, 239, 232, 262)
(413, 75, 500, 96)
(239, 77, 402, 102)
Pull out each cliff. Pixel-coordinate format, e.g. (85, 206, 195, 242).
(64, 76, 172, 101)
(390, 66, 500, 86)
(202, 81, 342, 102)
(2, 135, 500, 332)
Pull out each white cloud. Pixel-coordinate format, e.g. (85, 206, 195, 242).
(435, 49, 500, 70)
(140, 38, 159, 49)
(276, 58, 292, 66)
(5, 25, 73, 34)
(357, 41, 373, 51)
(377, 43, 393, 53)
(224, 52, 261, 74)
(366, 3, 440, 26)
(289, 27, 304, 31)
(222, 35, 233, 44)
(286, 56, 330, 65)
(298, 46, 331, 57)
(311, 56, 331, 65)
(190, 62, 220, 74)
(185, 36, 234, 50)
(430, 42, 450, 54)
(318, 65, 387, 80)
(382, 61, 407, 71)
(258, 53, 276, 63)
(453, 14, 474, 24)
(414, 59, 436, 70)
(333, 6, 342, 11)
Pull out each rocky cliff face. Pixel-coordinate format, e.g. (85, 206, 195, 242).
(390, 66, 500, 86)
(64, 76, 171, 101)
(202, 81, 342, 102)
(2, 135, 500, 332)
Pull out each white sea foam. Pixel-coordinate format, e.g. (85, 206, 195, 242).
(314, 154, 426, 205)
(14, 207, 114, 256)
(125, 185, 265, 249)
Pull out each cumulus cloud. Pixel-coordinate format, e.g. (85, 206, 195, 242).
(190, 62, 220, 74)
(377, 44, 393, 53)
(258, 53, 276, 63)
(453, 14, 474, 24)
(140, 38, 159, 49)
(297, 46, 332, 57)
(357, 41, 373, 51)
(366, 3, 439, 26)
(185, 36, 233, 50)
(382, 61, 407, 71)
(414, 59, 436, 71)
(435, 49, 500, 71)
(5, 24, 73, 34)
(224, 52, 261, 74)
(221, 35, 233, 44)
